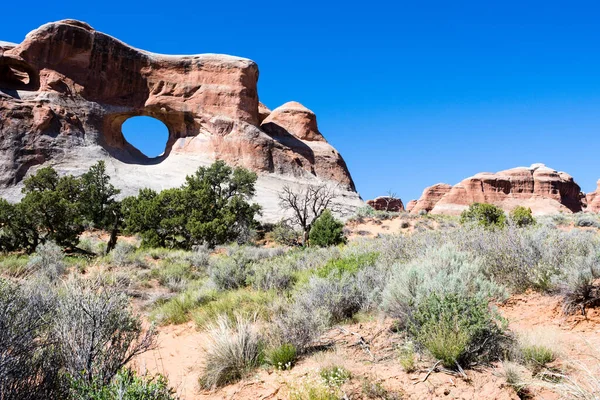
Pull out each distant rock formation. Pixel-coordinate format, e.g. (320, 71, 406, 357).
(366, 196, 404, 212)
(409, 183, 453, 215)
(0, 20, 362, 220)
(410, 164, 585, 215)
(405, 199, 417, 213)
(585, 180, 600, 213)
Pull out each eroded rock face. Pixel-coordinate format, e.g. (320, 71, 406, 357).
(0, 20, 360, 218)
(585, 180, 600, 213)
(405, 199, 417, 213)
(412, 164, 585, 215)
(410, 183, 452, 214)
(366, 196, 404, 212)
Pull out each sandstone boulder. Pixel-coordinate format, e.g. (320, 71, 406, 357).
(405, 199, 417, 213)
(413, 164, 585, 215)
(0, 20, 362, 220)
(366, 196, 404, 212)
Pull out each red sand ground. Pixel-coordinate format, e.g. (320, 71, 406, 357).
(133, 291, 600, 399)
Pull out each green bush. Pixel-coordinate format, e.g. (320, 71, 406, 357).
(510, 206, 536, 227)
(266, 343, 297, 370)
(67, 369, 176, 400)
(309, 210, 346, 247)
(460, 203, 506, 229)
(78, 161, 121, 230)
(411, 293, 506, 368)
(122, 161, 260, 249)
(0, 162, 120, 252)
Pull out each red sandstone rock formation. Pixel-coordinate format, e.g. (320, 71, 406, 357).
(410, 183, 452, 214)
(366, 196, 404, 212)
(405, 199, 417, 213)
(585, 180, 600, 212)
(412, 164, 585, 215)
(0, 20, 356, 199)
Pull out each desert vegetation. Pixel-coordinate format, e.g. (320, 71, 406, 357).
(2, 181, 600, 398)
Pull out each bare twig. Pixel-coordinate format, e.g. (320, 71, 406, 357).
(337, 326, 375, 361)
(415, 360, 441, 384)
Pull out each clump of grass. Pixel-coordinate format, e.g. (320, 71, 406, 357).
(193, 289, 274, 328)
(288, 375, 339, 400)
(0, 254, 29, 277)
(150, 284, 216, 325)
(199, 314, 263, 389)
(319, 365, 351, 387)
(398, 342, 417, 373)
(151, 261, 198, 292)
(265, 343, 297, 370)
(502, 362, 528, 398)
(315, 252, 379, 279)
(522, 344, 556, 371)
(361, 377, 402, 400)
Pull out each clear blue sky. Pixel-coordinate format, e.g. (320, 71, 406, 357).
(3, 1, 600, 201)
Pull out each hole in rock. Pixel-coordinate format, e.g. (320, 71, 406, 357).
(8, 67, 30, 84)
(121, 116, 169, 158)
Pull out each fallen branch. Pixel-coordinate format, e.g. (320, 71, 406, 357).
(337, 326, 375, 361)
(415, 360, 441, 384)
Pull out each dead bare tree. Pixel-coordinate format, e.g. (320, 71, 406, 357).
(383, 189, 399, 212)
(278, 183, 340, 246)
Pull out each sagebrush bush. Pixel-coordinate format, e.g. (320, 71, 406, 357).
(189, 244, 211, 267)
(382, 244, 506, 325)
(67, 369, 176, 400)
(0, 279, 62, 399)
(382, 245, 508, 368)
(575, 213, 600, 228)
(152, 261, 197, 292)
(110, 241, 137, 267)
(27, 241, 66, 281)
(271, 219, 300, 246)
(271, 297, 329, 353)
(210, 245, 286, 290)
(54, 278, 156, 385)
(557, 253, 600, 314)
(249, 256, 296, 291)
(200, 314, 264, 389)
(209, 255, 251, 290)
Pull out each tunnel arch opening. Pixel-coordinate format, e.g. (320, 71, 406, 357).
(121, 116, 170, 159)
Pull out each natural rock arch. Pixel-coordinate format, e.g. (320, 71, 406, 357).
(0, 20, 363, 219)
